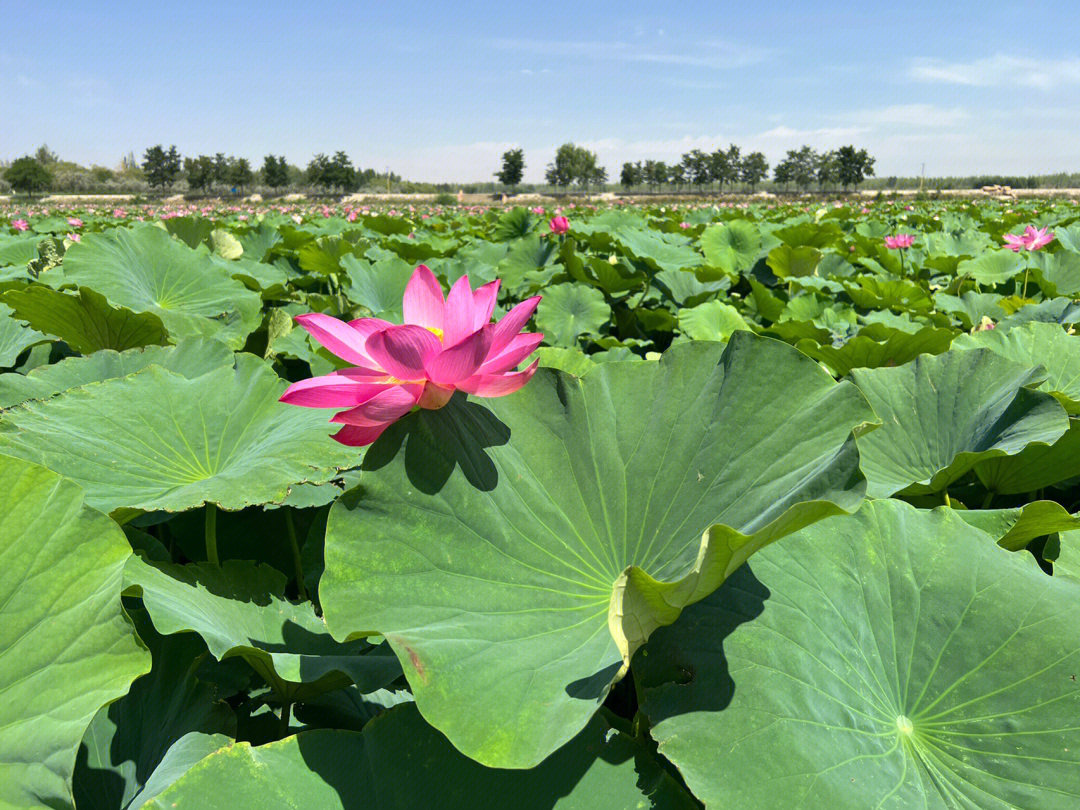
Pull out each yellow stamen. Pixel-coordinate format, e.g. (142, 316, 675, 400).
(426, 326, 444, 341)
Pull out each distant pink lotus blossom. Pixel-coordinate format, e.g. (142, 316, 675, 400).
(67, 217, 83, 228)
(549, 216, 569, 235)
(532, 206, 545, 215)
(67, 232, 81, 242)
(11, 219, 29, 231)
(884, 233, 915, 249)
(280, 265, 543, 446)
(679, 222, 690, 229)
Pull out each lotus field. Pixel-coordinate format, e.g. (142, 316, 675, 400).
(6, 196, 1080, 809)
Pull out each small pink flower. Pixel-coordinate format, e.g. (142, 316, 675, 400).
(1023, 225, 1054, 251)
(549, 216, 569, 235)
(280, 265, 543, 447)
(11, 219, 29, 231)
(67, 217, 83, 228)
(531, 206, 545, 215)
(67, 232, 81, 242)
(884, 234, 915, 250)
(679, 222, 690, 229)
(1004, 226, 1054, 252)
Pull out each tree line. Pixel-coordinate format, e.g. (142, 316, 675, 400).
(143, 146, 385, 193)
(494, 142, 876, 193)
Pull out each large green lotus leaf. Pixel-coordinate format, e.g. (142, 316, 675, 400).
(535, 283, 611, 347)
(766, 244, 822, 278)
(533, 346, 597, 376)
(956, 500, 1080, 550)
(495, 233, 558, 290)
(321, 334, 876, 767)
(0, 303, 48, 367)
(61, 225, 262, 348)
(1051, 529, 1080, 580)
(638, 500, 1080, 809)
(975, 417, 1080, 494)
(615, 227, 703, 273)
(125, 556, 402, 702)
(678, 299, 752, 342)
(0, 235, 41, 266)
(341, 254, 413, 320)
(700, 220, 760, 277)
(953, 321, 1080, 412)
(0, 353, 356, 512)
(934, 291, 1006, 330)
(3, 285, 169, 354)
(957, 248, 1023, 285)
(297, 235, 363, 276)
(0, 338, 233, 408)
(1033, 250, 1080, 297)
(73, 611, 235, 810)
(0, 456, 150, 810)
(144, 704, 697, 810)
(796, 325, 954, 377)
(654, 267, 728, 306)
(851, 349, 1069, 497)
(844, 276, 933, 313)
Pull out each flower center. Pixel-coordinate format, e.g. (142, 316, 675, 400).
(426, 326, 444, 341)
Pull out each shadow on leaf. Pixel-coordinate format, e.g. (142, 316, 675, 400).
(362, 393, 510, 493)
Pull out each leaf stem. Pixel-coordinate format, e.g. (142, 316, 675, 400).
(279, 700, 292, 738)
(982, 491, 995, 509)
(205, 503, 219, 565)
(285, 510, 308, 602)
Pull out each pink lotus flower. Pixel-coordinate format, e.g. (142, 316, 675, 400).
(280, 265, 543, 446)
(679, 222, 690, 229)
(67, 217, 83, 228)
(884, 233, 915, 249)
(549, 216, 569, 235)
(1004, 225, 1055, 252)
(11, 219, 29, 231)
(531, 206, 545, 215)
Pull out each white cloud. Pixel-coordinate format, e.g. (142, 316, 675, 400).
(909, 54, 1080, 89)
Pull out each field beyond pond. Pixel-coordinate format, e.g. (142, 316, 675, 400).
(3, 196, 1080, 809)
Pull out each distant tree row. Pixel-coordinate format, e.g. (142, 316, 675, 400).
(773, 145, 876, 192)
(137, 146, 382, 194)
(492, 143, 875, 194)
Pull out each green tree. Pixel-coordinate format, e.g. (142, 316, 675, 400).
(229, 157, 254, 193)
(643, 160, 667, 192)
(4, 156, 52, 194)
(815, 150, 839, 190)
(212, 153, 229, 187)
(496, 148, 525, 191)
(620, 161, 642, 189)
(141, 144, 181, 190)
(261, 155, 289, 189)
(33, 144, 59, 166)
(835, 145, 876, 190)
(545, 143, 582, 189)
(709, 144, 741, 192)
(307, 153, 332, 190)
(183, 155, 215, 192)
(739, 151, 769, 191)
(327, 151, 358, 192)
(684, 150, 711, 190)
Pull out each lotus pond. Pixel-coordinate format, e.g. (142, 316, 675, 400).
(3, 197, 1080, 809)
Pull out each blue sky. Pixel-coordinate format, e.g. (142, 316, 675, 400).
(3, 0, 1078, 182)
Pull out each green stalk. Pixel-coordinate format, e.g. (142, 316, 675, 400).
(279, 700, 292, 737)
(205, 503, 219, 565)
(982, 491, 995, 509)
(285, 510, 308, 602)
